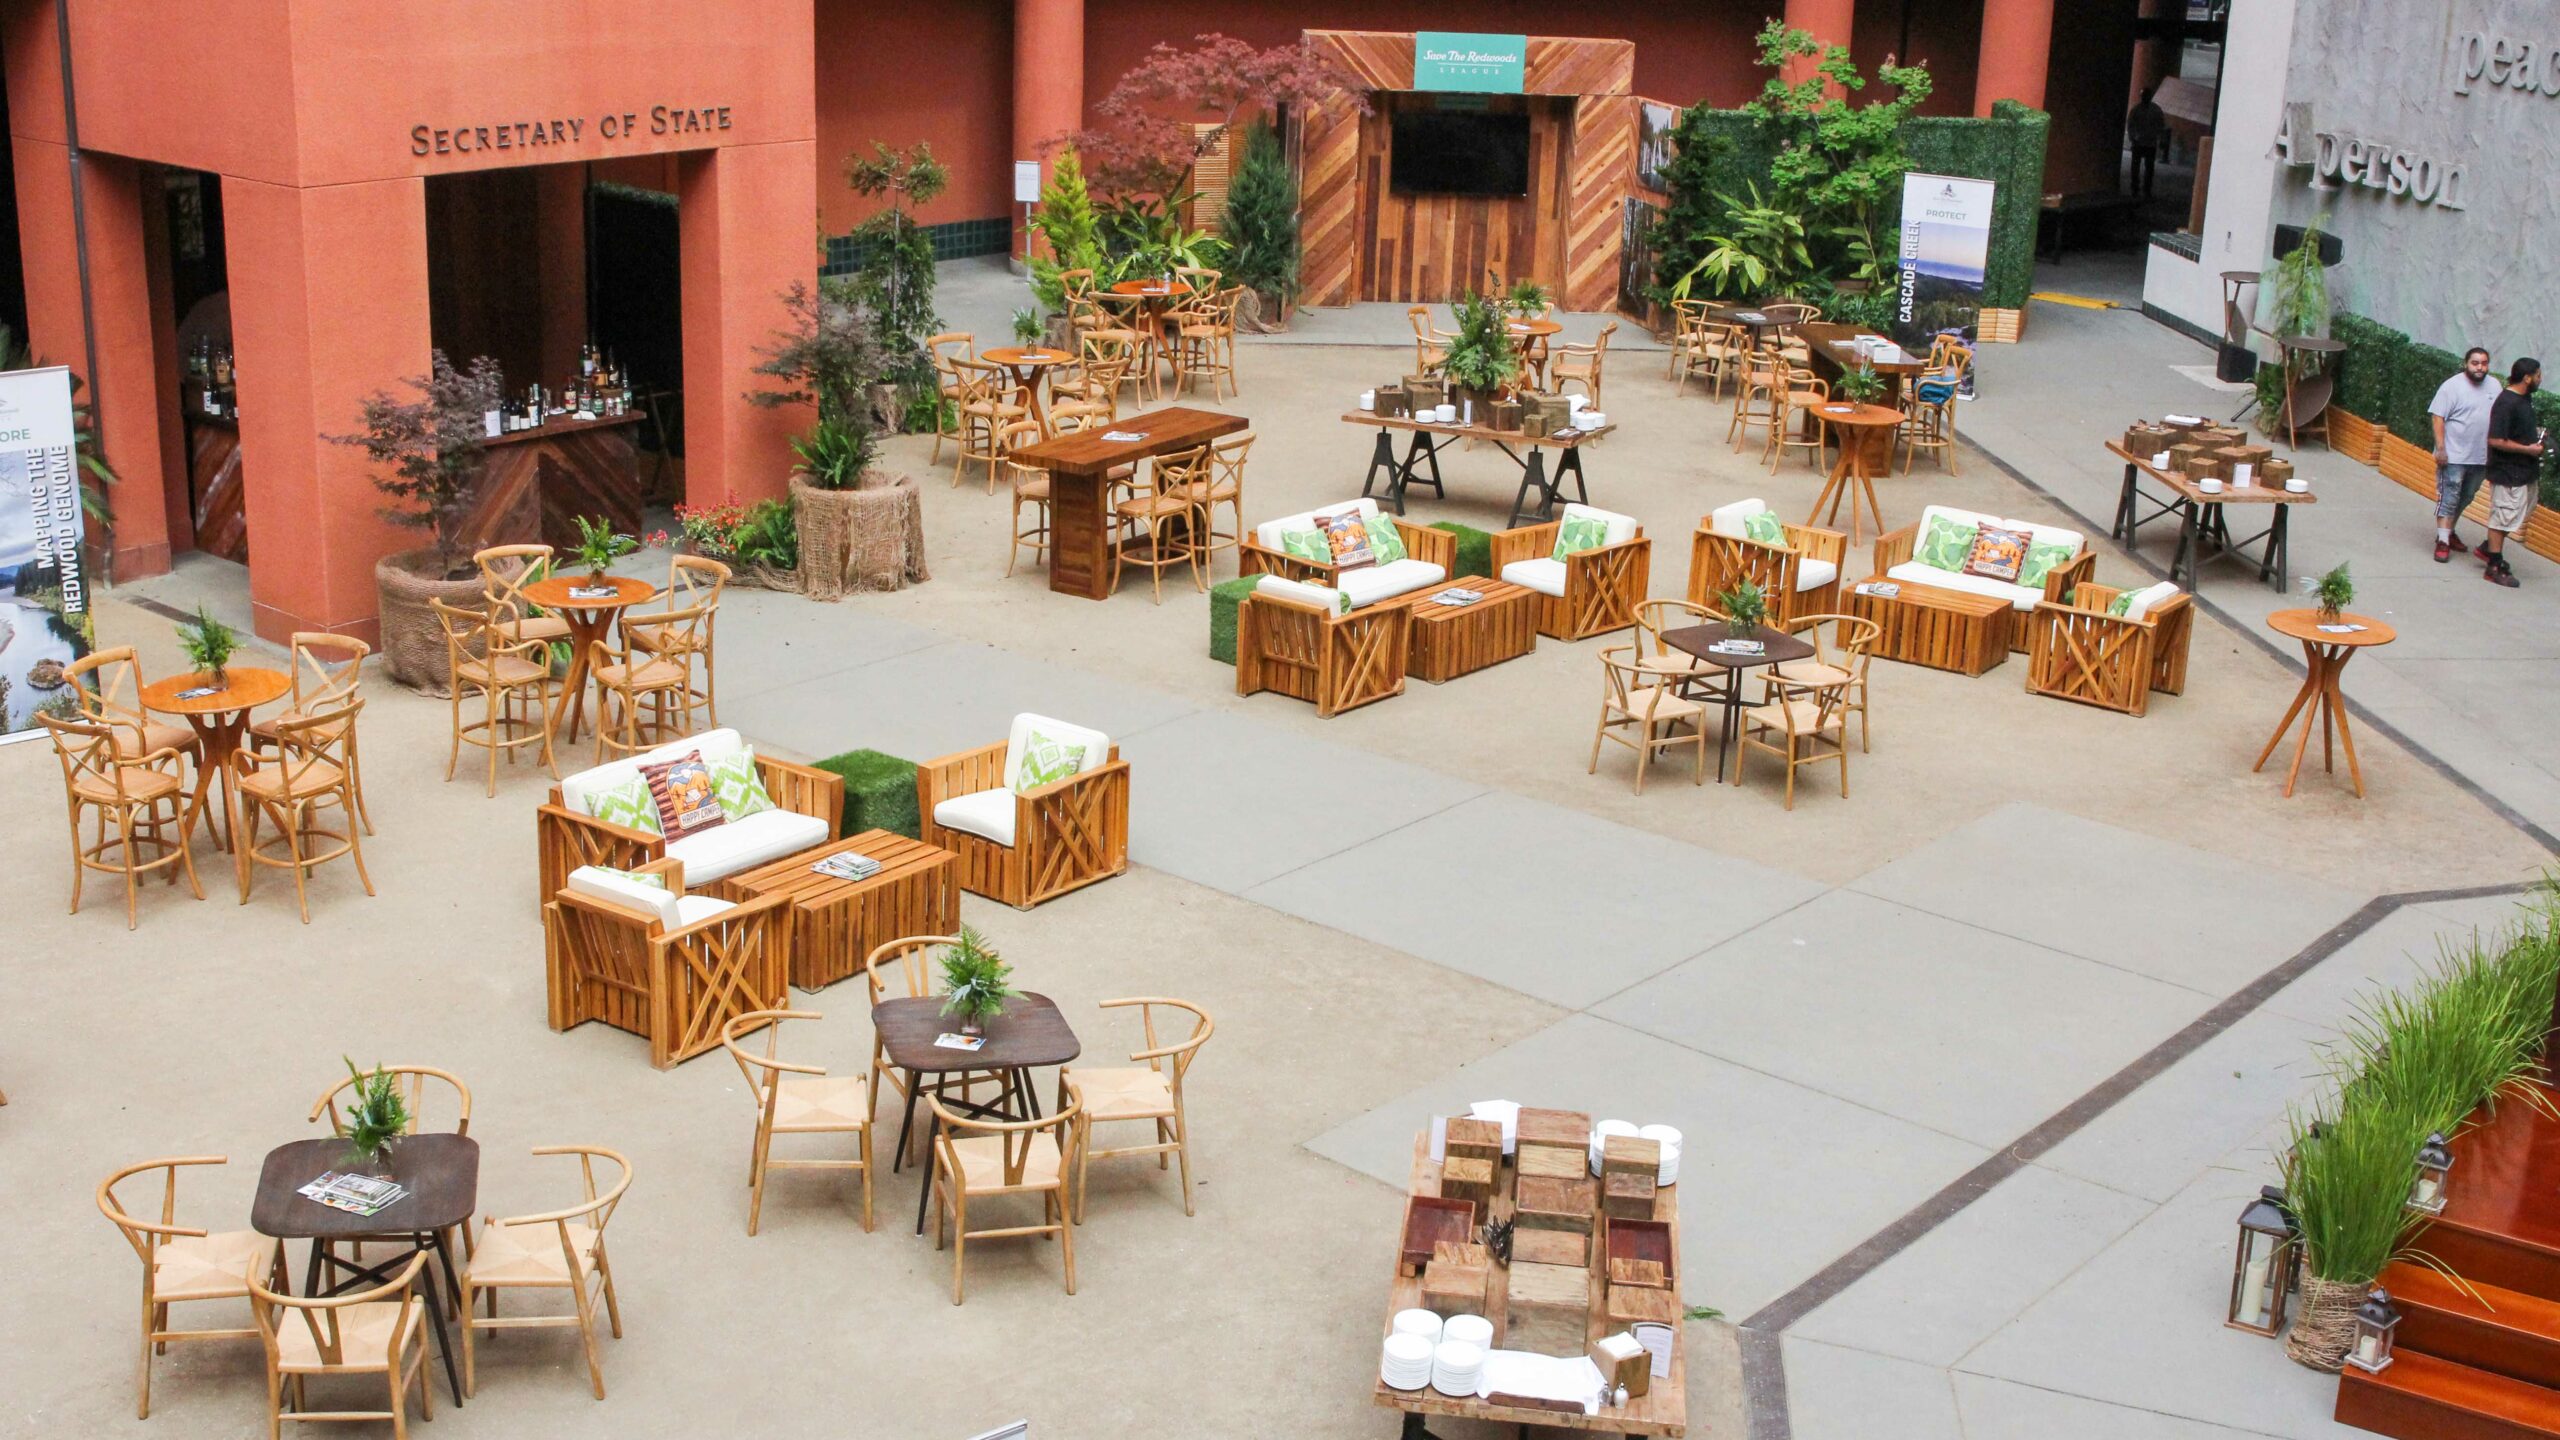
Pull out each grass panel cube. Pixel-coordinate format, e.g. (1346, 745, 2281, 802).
(812, 749, 920, 840)
(1210, 573, 1263, 665)
(1431, 521, 1494, 579)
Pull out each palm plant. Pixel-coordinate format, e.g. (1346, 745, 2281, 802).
(336, 1060, 412, 1168)
(176, 605, 238, 684)
(1669, 184, 1813, 301)
(938, 927, 1017, 1034)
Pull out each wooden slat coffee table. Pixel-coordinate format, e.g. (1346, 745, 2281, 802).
(1401, 580, 1540, 683)
(1842, 579, 2013, 675)
(728, 831, 958, 992)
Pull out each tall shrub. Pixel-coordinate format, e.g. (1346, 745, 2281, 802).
(1742, 22, 1933, 283)
(1220, 120, 1299, 314)
(842, 142, 949, 425)
(1029, 147, 1107, 312)
(1645, 107, 1733, 303)
(328, 350, 504, 579)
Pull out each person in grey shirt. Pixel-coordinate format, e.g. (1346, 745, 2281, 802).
(2432, 346, 2498, 562)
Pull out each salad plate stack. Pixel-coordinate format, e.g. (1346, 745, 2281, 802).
(1381, 1332, 1435, 1391)
(1443, 1314, 1494, 1351)
(1588, 1119, 1640, 1176)
(1432, 1339, 1487, 1397)
(1639, 1124, 1683, 1185)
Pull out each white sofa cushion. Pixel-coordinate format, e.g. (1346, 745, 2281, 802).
(1796, 558, 1839, 593)
(2119, 580, 2182, 622)
(1254, 498, 1379, 553)
(1253, 575, 1349, 614)
(1913, 503, 2083, 574)
(1500, 557, 1567, 597)
(663, 807, 831, 885)
(934, 788, 1017, 848)
(1558, 502, 1639, 548)
(561, 728, 745, 819)
(565, 865, 679, 930)
(673, 895, 738, 928)
(1005, 713, 1110, 795)
(1709, 498, 1769, 539)
(1337, 557, 1446, 608)
(1884, 561, 2041, 611)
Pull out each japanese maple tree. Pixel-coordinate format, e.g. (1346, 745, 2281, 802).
(1065, 33, 1363, 196)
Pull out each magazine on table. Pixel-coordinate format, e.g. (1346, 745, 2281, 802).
(934, 1032, 989, 1052)
(1430, 588, 1483, 607)
(1708, 639, 1767, 656)
(813, 851, 882, 881)
(298, 1171, 408, 1216)
(1101, 430, 1148, 442)
(1854, 581, 1900, 598)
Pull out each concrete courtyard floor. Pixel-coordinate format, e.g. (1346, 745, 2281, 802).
(3, 265, 2553, 1440)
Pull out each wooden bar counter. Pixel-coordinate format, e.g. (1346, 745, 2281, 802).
(466, 411, 648, 551)
(1010, 406, 1249, 600)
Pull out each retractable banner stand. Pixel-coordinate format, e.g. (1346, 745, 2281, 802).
(0, 365, 92, 745)
(1894, 172, 1997, 350)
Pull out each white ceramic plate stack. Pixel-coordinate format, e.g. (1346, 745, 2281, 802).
(1432, 1339, 1487, 1397)
(1443, 1314, 1494, 1351)
(1588, 1119, 1639, 1176)
(1469, 1100, 1521, 1156)
(1392, 1309, 1444, 1343)
(1639, 1123, 1683, 1186)
(1381, 1332, 1434, 1391)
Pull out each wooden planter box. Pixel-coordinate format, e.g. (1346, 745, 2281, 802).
(2378, 430, 2435, 490)
(2329, 408, 2385, 465)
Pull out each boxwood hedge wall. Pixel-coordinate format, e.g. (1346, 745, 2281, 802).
(2335, 308, 2560, 503)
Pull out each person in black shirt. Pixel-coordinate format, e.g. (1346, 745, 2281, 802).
(2482, 357, 2546, 587)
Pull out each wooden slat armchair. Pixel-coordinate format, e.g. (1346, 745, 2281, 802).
(1235, 583, 1410, 718)
(535, 750, 842, 907)
(2025, 581, 2194, 717)
(1238, 517, 1455, 586)
(1872, 525, 2096, 653)
(1489, 520, 1653, 642)
(1689, 521, 1846, 627)
(543, 858, 791, 1068)
(916, 734, 1131, 910)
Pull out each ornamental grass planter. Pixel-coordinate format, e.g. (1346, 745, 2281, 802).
(375, 548, 489, 695)
(2285, 1274, 2364, 1372)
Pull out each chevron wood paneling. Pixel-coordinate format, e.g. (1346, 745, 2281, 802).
(1307, 30, 1415, 90)
(186, 419, 248, 564)
(1301, 92, 1364, 307)
(1524, 37, 1634, 97)
(458, 416, 644, 554)
(1566, 93, 1638, 313)
(1358, 96, 1568, 303)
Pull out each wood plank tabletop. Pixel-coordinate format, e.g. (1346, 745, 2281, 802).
(1009, 406, 1247, 476)
(2106, 441, 2320, 505)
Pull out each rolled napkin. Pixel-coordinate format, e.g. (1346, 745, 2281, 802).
(1638, 1123, 1684, 1186)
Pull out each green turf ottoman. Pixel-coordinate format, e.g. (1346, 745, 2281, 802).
(811, 749, 920, 840)
(1430, 521, 1494, 579)
(1210, 572, 1264, 665)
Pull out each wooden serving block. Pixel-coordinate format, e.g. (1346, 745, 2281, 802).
(1506, 1260, 1594, 1358)
(1607, 1282, 1681, 1329)
(1440, 1155, 1496, 1209)
(1517, 1144, 1587, 1183)
(1605, 1169, 1660, 1221)
(1606, 1217, 1675, 1290)
(1516, 1175, 1596, 1233)
(1445, 1117, 1504, 1165)
(1400, 1195, 1476, 1275)
(1602, 1136, 1661, 1178)
(1517, 1107, 1592, 1154)
(1511, 1227, 1588, 1268)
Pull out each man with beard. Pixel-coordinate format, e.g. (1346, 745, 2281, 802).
(2481, 357, 2546, 588)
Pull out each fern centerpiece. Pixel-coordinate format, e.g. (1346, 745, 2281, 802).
(938, 928, 1018, 1036)
(177, 605, 239, 687)
(1440, 291, 1524, 406)
(2306, 562, 2354, 623)
(569, 515, 637, 582)
(1836, 365, 1887, 405)
(1717, 579, 1770, 639)
(337, 1059, 412, 1171)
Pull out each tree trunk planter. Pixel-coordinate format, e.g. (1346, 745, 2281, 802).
(375, 548, 488, 695)
(790, 472, 929, 601)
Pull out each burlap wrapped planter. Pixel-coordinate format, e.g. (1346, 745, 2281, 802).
(374, 549, 488, 695)
(2285, 1274, 2364, 1372)
(790, 472, 929, 601)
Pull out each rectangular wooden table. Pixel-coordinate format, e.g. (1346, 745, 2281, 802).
(1372, 1128, 1686, 1437)
(1344, 412, 1615, 527)
(1797, 321, 1927, 406)
(2105, 441, 2316, 591)
(1400, 580, 1541, 683)
(1842, 578, 2013, 675)
(1010, 406, 1250, 600)
(728, 831, 958, 992)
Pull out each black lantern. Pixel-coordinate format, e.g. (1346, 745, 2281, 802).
(2345, 1288, 2400, 1373)
(2408, 1131, 2454, 1214)
(2226, 1187, 2296, 1335)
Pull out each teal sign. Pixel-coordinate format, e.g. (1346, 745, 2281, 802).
(1414, 32, 1526, 94)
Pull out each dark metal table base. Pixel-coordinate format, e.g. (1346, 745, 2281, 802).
(1356, 428, 1590, 527)
(306, 1229, 465, 1405)
(2111, 461, 2294, 592)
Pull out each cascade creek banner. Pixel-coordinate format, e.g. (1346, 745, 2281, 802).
(0, 365, 92, 744)
(1894, 172, 1998, 348)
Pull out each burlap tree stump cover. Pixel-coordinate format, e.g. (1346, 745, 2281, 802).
(376, 549, 490, 695)
(791, 473, 929, 601)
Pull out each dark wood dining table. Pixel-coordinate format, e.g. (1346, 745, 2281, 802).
(251, 1133, 480, 1404)
(1661, 623, 1818, 783)
(1008, 406, 1250, 600)
(872, 991, 1082, 1232)
(1797, 322, 1929, 406)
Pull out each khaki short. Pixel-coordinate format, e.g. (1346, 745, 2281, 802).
(2490, 481, 2538, 534)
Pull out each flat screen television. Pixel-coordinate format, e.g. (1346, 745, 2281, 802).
(1391, 111, 1530, 197)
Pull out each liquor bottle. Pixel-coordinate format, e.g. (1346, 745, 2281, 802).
(581, 342, 596, 379)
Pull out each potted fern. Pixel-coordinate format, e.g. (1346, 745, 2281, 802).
(569, 515, 637, 584)
(1836, 365, 1887, 405)
(2306, 562, 2354, 624)
(1440, 290, 1524, 416)
(177, 605, 239, 688)
(1717, 579, 1769, 640)
(336, 1060, 412, 1173)
(938, 927, 1017, 1037)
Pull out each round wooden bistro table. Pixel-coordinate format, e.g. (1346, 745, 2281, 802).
(521, 573, 657, 746)
(1507, 316, 1564, 386)
(872, 991, 1081, 1233)
(141, 666, 291, 851)
(2255, 609, 2396, 798)
(1107, 278, 1193, 381)
(1805, 402, 1906, 545)
(979, 345, 1074, 434)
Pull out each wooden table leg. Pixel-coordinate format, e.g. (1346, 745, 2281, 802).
(190, 711, 252, 853)
(2253, 649, 2323, 786)
(548, 613, 606, 746)
(2331, 659, 2367, 796)
(1809, 452, 1853, 535)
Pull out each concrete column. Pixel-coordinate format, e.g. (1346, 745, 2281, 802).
(1012, 0, 1084, 249)
(1784, 0, 1855, 86)
(1976, 0, 2057, 115)
(11, 140, 175, 578)
(222, 174, 432, 645)
(677, 142, 816, 510)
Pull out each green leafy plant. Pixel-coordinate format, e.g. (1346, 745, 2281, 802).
(176, 604, 237, 681)
(1717, 579, 1770, 634)
(2307, 561, 2354, 619)
(1220, 120, 1300, 314)
(843, 141, 951, 421)
(2255, 362, 2289, 435)
(1669, 184, 1813, 301)
(937, 927, 1017, 1031)
(1743, 22, 1933, 284)
(1804, 279, 1897, 331)
(731, 498, 800, 572)
(1507, 279, 1554, 315)
(1440, 291, 1523, 397)
(328, 350, 505, 579)
(1836, 365, 1887, 404)
(336, 1059, 412, 1167)
(1029, 147, 1108, 312)
(750, 282, 883, 486)
(1645, 107, 1734, 304)
(1012, 306, 1045, 346)
(569, 514, 637, 577)
(2268, 214, 2333, 340)
(788, 418, 873, 491)
(1096, 192, 1226, 280)
(1684, 1305, 1726, 1322)
(672, 495, 748, 559)
(901, 387, 955, 436)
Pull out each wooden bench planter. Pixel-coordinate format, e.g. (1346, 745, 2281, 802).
(915, 742, 1131, 910)
(542, 859, 792, 1069)
(1488, 522, 1653, 641)
(1872, 525, 2092, 653)
(535, 753, 843, 909)
(1235, 588, 1409, 717)
(1237, 519, 1456, 585)
(2023, 583, 2194, 717)
(1688, 522, 1846, 626)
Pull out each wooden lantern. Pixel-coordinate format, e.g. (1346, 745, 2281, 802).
(2408, 1131, 2453, 1214)
(2345, 1288, 2401, 1373)
(2225, 1186, 2295, 1336)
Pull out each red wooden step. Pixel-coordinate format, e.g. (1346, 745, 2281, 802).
(2425, 1087, 2560, 1303)
(2339, 1350, 2560, 1440)
(2384, 1261, 2560, 1391)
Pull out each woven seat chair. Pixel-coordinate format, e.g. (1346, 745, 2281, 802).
(1171, 286, 1241, 400)
(99, 1154, 287, 1416)
(459, 1146, 632, 1399)
(249, 633, 374, 833)
(723, 1009, 874, 1235)
(1161, 429, 1250, 574)
(1407, 305, 1453, 375)
(475, 544, 573, 648)
(1059, 997, 1213, 1221)
(588, 604, 710, 763)
(1551, 321, 1616, 408)
(928, 1091, 1083, 1305)
(951, 357, 1027, 491)
(1738, 670, 1852, 809)
(1111, 446, 1209, 604)
(1591, 645, 1709, 793)
(621, 554, 729, 728)
(925, 332, 974, 464)
(231, 697, 374, 924)
(1770, 612, 1880, 751)
(999, 418, 1052, 578)
(1667, 298, 1711, 383)
(65, 646, 200, 764)
(40, 713, 203, 929)
(1768, 364, 1835, 472)
(1900, 336, 1972, 475)
(1727, 348, 1787, 453)
(1628, 597, 1724, 697)
(248, 1252, 432, 1437)
(429, 596, 558, 797)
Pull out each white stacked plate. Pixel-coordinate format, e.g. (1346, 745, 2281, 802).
(1639, 1123, 1683, 1186)
(1443, 1314, 1494, 1351)
(1392, 1309, 1444, 1343)
(1469, 1100, 1521, 1156)
(1432, 1339, 1487, 1397)
(1381, 1332, 1433, 1391)
(1589, 1119, 1639, 1176)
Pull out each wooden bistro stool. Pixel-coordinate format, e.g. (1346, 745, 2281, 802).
(521, 573, 656, 745)
(2255, 609, 2395, 798)
(1804, 403, 1904, 545)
